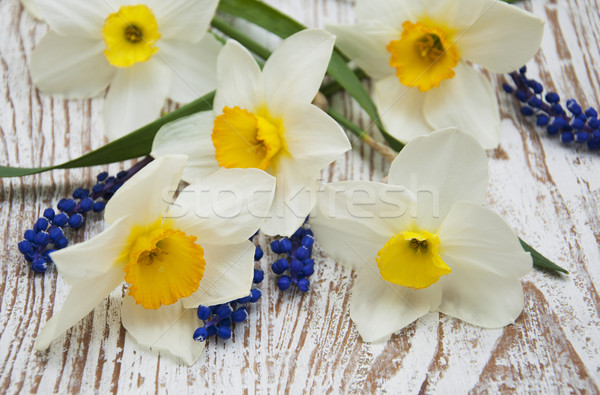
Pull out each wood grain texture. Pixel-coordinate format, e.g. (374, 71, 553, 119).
(1, 0, 599, 393)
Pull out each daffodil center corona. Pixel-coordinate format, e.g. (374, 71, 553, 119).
(376, 230, 451, 289)
(416, 33, 444, 62)
(212, 106, 284, 171)
(387, 21, 459, 92)
(124, 25, 144, 43)
(124, 221, 206, 309)
(409, 237, 429, 253)
(102, 5, 161, 68)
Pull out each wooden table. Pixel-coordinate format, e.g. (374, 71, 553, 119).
(1, 0, 599, 392)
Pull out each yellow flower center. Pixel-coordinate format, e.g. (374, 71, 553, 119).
(102, 5, 161, 68)
(212, 106, 284, 171)
(124, 221, 206, 310)
(387, 21, 459, 92)
(376, 230, 451, 289)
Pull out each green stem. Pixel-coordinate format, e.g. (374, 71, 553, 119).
(211, 17, 272, 60)
(321, 69, 368, 97)
(326, 108, 367, 139)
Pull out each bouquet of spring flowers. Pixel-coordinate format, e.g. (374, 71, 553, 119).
(3, 0, 597, 392)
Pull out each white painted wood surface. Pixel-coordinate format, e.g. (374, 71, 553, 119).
(1, 0, 599, 392)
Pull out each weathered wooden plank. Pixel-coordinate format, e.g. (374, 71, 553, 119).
(0, 0, 599, 392)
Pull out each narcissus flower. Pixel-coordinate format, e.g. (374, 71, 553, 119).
(34, 155, 275, 364)
(29, 0, 221, 140)
(327, 0, 545, 149)
(310, 130, 532, 342)
(151, 29, 352, 237)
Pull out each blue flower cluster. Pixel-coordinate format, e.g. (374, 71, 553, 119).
(269, 224, 315, 292)
(17, 157, 153, 273)
(504, 67, 600, 150)
(193, 245, 264, 342)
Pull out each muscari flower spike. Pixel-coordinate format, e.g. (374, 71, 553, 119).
(17, 157, 153, 273)
(269, 222, 315, 292)
(193, 236, 265, 342)
(503, 66, 600, 150)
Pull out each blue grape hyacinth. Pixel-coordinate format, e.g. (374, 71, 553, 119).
(504, 66, 600, 150)
(192, 289, 262, 342)
(193, 238, 264, 343)
(269, 223, 315, 292)
(17, 157, 153, 273)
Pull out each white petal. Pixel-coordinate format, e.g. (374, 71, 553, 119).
(350, 264, 441, 342)
(388, 129, 488, 232)
(22, 0, 44, 20)
(151, 111, 219, 183)
(181, 241, 255, 308)
(310, 181, 415, 271)
(373, 75, 433, 144)
(355, 0, 421, 26)
(326, 22, 398, 80)
(170, 168, 276, 245)
(30, 32, 114, 99)
(103, 58, 171, 140)
(456, 0, 544, 73)
(315, 181, 415, 236)
(35, 0, 110, 37)
(263, 29, 335, 115)
(161, 34, 221, 103)
(213, 40, 263, 114)
(310, 217, 385, 272)
(437, 257, 525, 328)
(438, 201, 532, 278)
(282, 102, 351, 177)
(120, 297, 205, 365)
(423, 62, 501, 150)
(260, 157, 317, 237)
(150, 0, 218, 42)
(49, 216, 130, 285)
(105, 155, 187, 226)
(420, 0, 485, 32)
(35, 266, 123, 350)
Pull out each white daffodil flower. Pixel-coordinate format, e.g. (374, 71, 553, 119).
(151, 29, 352, 237)
(310, 130, 532, 342)
(327, 0, 545, 149)
(29, 0, 221, 140)
(34, 155, 276, 364)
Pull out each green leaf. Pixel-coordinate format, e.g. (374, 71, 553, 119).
(218, 0, 304, 37)
(217, 0, 404, 151)
(0, 92, 215, 178)
(520, 238, 568, 274)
